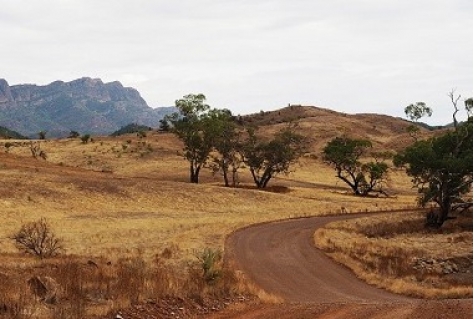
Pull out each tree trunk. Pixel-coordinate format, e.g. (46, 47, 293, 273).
(223, 168, 230, 187)
(190, 163, 200, 183)
(250, 169, 261, 188)
(222, 159, 230, 187)
(261, 170, 272, 188)
(437, 199, 451, 227)
(231, 166, 239, 187)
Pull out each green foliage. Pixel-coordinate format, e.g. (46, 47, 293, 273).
(207, 109, 243, 187)
(69, 130, 80, 138)
(394, 118, 473, 226)
(196, 248, 222, 284)
(242, 125, 306, 188)
(167, 94, 214, 183)
(12, 218, 63, 258)
(323, 136, 389, 196)
(110, 123, 152, 137)
(404, 102, 433, 122)
(465, 98, 473, 116)
(80, 134, 91, 144)
(0, 126, 28, 139)
(38, 131, 47, 140)
(158, 118, 170, 132)
(404, 102, 433, 141)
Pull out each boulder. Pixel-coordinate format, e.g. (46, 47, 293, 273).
(27, 276, 60, 304)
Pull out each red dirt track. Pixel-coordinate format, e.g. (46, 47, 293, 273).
(214, 214, 472, 319)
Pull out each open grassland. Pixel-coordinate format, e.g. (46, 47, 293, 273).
(0, 125, 471, 318)
(1, 132, 418, 264)
(314, 211, 473, 299)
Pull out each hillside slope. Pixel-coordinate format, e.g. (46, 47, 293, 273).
(242, 105, 437, 152)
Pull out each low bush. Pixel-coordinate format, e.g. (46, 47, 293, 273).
(12, 218, 63, 259)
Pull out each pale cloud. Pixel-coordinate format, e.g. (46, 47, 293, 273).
(0, 0, 472, 125)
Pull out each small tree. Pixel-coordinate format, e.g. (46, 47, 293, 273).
(394, 117, 473, 227)
(80, 134, 91, 144)
(404, 102, 433, 122)
(13, 218, 63, 258)
(241, 125, 306, 188)
(4, 142, 13, 153)
(158, 118, 170, 132)
(68, 131, 80, 138)
(322, 137, 389, 196)
(38, 131, 47, 140)
(208, 109, 244, 187)
(404, 102, 432, 140)
(167, 93, 214, 183)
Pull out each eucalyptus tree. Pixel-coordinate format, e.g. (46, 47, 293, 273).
(166, 94, 213, 183)
(395, 94, 473, 227)
(241, 125, 306, 188)
(323, 137, 390, 196)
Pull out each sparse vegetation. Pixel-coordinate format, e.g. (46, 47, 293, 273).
(0, 125, 28, 139)
(38, 131, 47, 140)
(68, 131, 80, 138)
(12, 218, 63, 258)
(29, 141, 47, 160)
(4, 142, 13, 153)
(196, 247, 223, 284)
(166, 93, 220, 183)
(0, 103, 471, 318)
(404, 102, 433, 140)
(110, 123, 152, 137)
(0, 254, 245, 319)
(395, 93, 473, 227)
(241, 125, 306, 188)
(315, 211, 472, 298)
(80, 134, 91, 144)
(208, 109, 243, 187)
(322, 136, 390, 196)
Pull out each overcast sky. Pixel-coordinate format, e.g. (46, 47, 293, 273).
(1, 0, 472, 125)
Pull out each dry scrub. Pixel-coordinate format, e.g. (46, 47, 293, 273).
(314, 211, 473, 298)
(0, 130, 447, 317)
(0, 252, 248, 319)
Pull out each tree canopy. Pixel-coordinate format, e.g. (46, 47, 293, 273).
(323, 136, 390, 196)
(207, 109, 243, 187)
(394, 117, 473, 226)
(166, 94, 213, 183)
(241, 125, 306, 188)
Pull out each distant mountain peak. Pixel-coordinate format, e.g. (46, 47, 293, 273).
(0, 77, 176, 137)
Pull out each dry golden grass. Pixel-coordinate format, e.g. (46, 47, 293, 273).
(0, 124, 470, 318)
(0, 132, 418, 265)
(314, 211, 473, 299)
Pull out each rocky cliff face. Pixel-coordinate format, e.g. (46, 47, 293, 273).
(0, 77, 174, 137)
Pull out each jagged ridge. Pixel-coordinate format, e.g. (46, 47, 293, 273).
(0, 77, 175, 137)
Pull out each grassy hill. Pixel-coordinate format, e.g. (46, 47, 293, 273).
(0, 105, 425, 257)
(241, 105, 438, 152)
(0, 105, 470, 317)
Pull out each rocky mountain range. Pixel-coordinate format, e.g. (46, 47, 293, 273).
(0, 77, 175, 137)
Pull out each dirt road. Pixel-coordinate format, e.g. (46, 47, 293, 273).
(215, 214, 472, 319)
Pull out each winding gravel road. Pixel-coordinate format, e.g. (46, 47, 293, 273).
(216, 214, 472, 319)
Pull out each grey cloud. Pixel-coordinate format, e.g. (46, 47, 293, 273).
(0, 0, 471, 125)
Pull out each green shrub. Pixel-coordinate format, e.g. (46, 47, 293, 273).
(196, 248, 222, 284)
